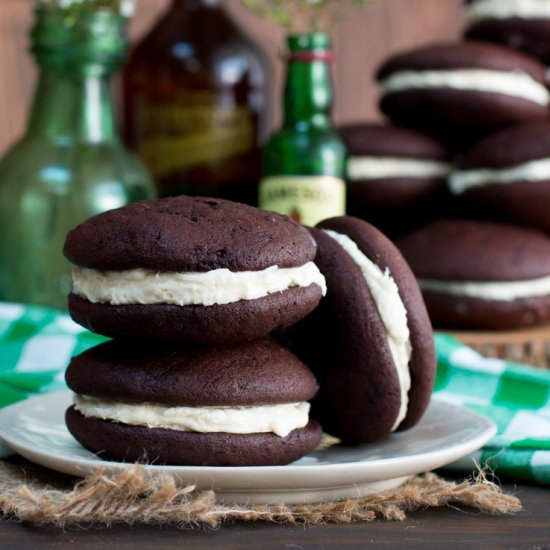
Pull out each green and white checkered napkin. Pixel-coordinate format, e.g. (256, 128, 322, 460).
(0, 302, 549, 484)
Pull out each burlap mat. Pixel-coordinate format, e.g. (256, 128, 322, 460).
(0, 459, 522, 528)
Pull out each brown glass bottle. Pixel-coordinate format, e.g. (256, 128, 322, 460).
(122, 0, 270, 204)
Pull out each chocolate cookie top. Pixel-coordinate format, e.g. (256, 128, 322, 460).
(397, 219, 550, 282)
(66, 339, 319, 406)
(64, 196, 317, 272)
(339, 124, 448, 160)
(377, 41, 546, 83)
(458, 122, 550, 169)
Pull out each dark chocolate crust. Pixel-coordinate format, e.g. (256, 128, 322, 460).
(396, 219, 550, 282)
(458, 180, 550, 234)
(379, 89, 549, 142)
(66, 407, 322, 466)
(459, 122, 550, 169)
(290, 217, 435, 443)
(422, 291, 550, 330)
(66, 339, 319, 406)
(466, 19, 550, 65)
(64, 196, 316, 272)
(339, 123, 449, 160)
(68, 283, 323, 345)
(377, 41, 546, 81)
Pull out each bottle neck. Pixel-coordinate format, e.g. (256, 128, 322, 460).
(283, 53, 333, 129)
(26, 62, 117, 143)
(171, 0, 222, 10)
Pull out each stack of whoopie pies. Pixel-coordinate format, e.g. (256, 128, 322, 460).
(342, 1, 550, 359)
(62, 196, 327, 466)
(61, 195, 438, 466)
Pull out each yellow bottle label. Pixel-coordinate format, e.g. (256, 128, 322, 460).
(259, 175, 346, 227)
(138, 91, 254, 179)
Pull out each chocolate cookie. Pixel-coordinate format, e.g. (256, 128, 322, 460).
(340, 123, 451, 238)
(289, 216, 436, 444)
(377, 42, 549, 150)
(465, 0, 550, 64)
(449, 122, 550, 233)
(397, 219, 550, 330)
(65, 339, 322, 466)
(64, 196, 326, 344)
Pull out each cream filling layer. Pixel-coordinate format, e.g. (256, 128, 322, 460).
(72, 262, 327, 306)
(73, 395, 310, 438)
(419, 275, 550, 301)
(449, 157, 550, 194)
(347, 156, 451, 181)
(380, 69, 550, 106)
(467, 0, 550, 21)
(322, 230, 412, 431)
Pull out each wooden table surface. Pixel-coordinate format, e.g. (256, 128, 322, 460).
(1, 477, 549, 549)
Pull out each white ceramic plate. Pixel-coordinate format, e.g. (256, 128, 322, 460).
(0, 391, 496, 505)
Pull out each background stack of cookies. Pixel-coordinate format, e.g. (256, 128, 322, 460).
(343, 0, 550, 367)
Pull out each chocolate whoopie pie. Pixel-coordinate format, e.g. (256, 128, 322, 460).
(289, 216, 436, 444)
(377, 42, 550, 149)
(465, 0, 550, 64)
(63, 196, 326, 345)
(449, 122, 550, 233)
(397, 219, 550, 330)
(340, 123, 451, 237)
(65, 339, 322, 466)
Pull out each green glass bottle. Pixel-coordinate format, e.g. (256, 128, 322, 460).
(0, 3, 155, 310)
(258, 32, 346, 227)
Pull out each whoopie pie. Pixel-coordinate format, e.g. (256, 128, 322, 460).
(65, 339, 322, 466)
(465, 0, 550, 64)
(340, 123, 451, 237)
(289, 216, 436, 444)
(377, 41, 549, 149)
(449, 122, 550, 233)
(63, 196, 326, 345)
(397, 219, 550, 330)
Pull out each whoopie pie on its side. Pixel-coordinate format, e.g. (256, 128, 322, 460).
(289, 216, 436, 444)
(377, 41, 550, 149)
(63, 196, 326, 345)
(397, 219, 550, 330)
(449, 122, 550, 233)
(465, 0, 550, 64)
(340, 123, 451, 237)
(65, 339, 322, 466)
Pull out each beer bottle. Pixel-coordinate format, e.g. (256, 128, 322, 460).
(259, 32, 346, 226)
(0, 3, 155, 310)
(122, 0, 271, 204)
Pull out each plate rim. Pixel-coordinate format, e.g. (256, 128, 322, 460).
(0, 390, 496, 489)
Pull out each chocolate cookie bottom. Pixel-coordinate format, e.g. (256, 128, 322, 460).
(68, 283, 323, 345)
(66, 407, 323, 466)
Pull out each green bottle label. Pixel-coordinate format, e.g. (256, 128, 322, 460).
(259, 175, 345, 227)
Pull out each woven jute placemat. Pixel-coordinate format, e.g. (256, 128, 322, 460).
(0, 459, 521, 528)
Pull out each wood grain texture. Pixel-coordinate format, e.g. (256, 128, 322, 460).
(0, 0, 463, 157)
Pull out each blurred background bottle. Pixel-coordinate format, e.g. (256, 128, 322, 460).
(0, 2, 155, 310)
(258, 32, 346, 226)
(122, 0, 271, 205)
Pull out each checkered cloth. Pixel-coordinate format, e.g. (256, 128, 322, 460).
(0, 303, 549, 484)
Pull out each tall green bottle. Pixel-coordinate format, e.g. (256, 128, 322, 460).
(0, 3, 155, 310)
(258, 32, 346, 227)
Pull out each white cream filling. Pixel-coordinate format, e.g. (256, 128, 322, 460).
(419, 275, 550, 301)
(322, 230, 412, 431)
(72, 262, 327, 306)
(73, 394, 310, 438)
(449, 157, 550, 194)
(467, 0, 550, 21)
(347, 156, 451, 181)
(380, 69, 550, 106)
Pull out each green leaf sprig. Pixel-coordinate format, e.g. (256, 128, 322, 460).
(241, 0, 374, 33)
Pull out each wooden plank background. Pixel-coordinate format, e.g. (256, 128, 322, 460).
(0, 0, 463, 157)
